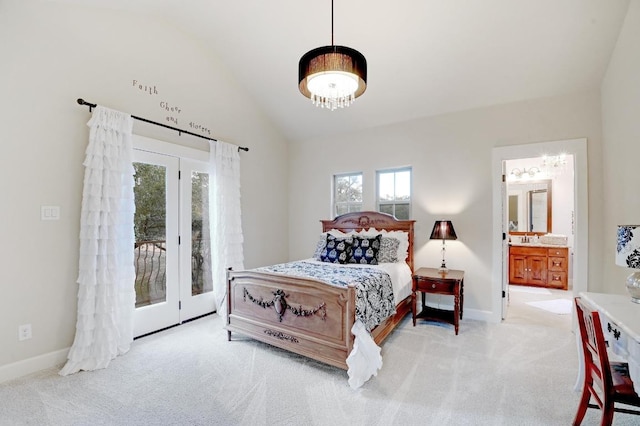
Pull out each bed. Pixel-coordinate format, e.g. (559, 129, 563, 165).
(226, 211, 415, 387)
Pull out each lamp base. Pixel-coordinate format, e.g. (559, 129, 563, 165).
(438, 262, 448, 273)
(626, 271, 640, 303)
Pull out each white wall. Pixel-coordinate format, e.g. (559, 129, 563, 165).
(601, 0, 640, 293)
(288, 90, 604, 319)
(0, 0, 289, 379)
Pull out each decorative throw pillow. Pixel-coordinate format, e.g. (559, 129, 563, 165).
(357, 228, 409, 262)
(349, 234, 381, 265)
(313, 230, 352, 260)
(320, 234, 353, 264)
(378, 236, 400, 263)
(313, 235, 327, 260)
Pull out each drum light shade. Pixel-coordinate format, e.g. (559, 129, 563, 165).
(298, 45, 367, 110)
(298, 1, 367, 111)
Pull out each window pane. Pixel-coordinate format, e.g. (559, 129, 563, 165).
(133, 162, 167, 308)
(336, 204, 349, 216)
(191, 171, 212, 296)
(394, 203, 410, 220)
(380, 204, 394, 216)
(347, 175, 363, 202)
(335, 176, 350, 203)
(395, 170, 411, 200)
(379, 173, 395, 201)
(335, 173, 362, 215)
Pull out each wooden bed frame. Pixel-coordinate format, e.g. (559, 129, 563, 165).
(226, 211, 415, 370)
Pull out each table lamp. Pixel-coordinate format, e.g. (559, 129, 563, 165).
(616, 225, 640, 303)
(430, 220, 457, 272)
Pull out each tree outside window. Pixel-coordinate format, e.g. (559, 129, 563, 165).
(334, 173, 363, 216)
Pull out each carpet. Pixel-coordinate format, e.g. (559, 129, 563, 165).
(526, 298, 573, 314)
(3, 311, 639, 425)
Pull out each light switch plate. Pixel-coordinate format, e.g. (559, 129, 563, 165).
(41, 206, 60, 221)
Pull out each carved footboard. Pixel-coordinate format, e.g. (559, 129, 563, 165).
(227, 269, 357, 370)
(226, 211, 415, 372)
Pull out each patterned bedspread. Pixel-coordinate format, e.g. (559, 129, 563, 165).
(255, 260, 396, 332)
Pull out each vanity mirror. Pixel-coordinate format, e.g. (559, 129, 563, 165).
(507, 179, 552, 234)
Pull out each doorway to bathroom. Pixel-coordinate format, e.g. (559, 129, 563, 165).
(491, 138, 588, 322)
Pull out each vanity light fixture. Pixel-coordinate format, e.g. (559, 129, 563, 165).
(541, 153, 569, 178)
(510, 167, 540, 179)
(298, 0, 367, 110)
(616, 225, 640, 303)
(430, 220, 458, 272)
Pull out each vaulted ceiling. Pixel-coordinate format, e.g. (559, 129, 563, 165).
(55, 0, 630, 142)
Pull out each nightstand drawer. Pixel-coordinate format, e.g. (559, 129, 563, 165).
(415, 278, 455, 294)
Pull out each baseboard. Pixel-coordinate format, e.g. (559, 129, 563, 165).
(422, 300, 496, 323)
(0, 348, 69, 384)
(463, 308, 495, 322)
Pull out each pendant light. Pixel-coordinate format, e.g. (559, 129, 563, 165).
(298, 0, 367, 110)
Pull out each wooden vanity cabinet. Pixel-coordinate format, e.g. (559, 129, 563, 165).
(509, 246, 568, 290)
(509, 246, 547, 287)
(547, 247, 569, 289)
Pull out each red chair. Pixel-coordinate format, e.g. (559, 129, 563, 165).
(573, 297, 640, 425)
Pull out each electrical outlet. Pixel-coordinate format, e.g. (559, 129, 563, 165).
(18, 324, 32, 341)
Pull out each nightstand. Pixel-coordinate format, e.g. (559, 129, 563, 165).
(412, 267, 465, 335)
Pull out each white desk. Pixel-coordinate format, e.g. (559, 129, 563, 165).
(579, 292, 640, 393)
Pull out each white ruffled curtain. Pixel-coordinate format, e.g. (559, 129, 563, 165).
(60, 106, 136, 376)
(209, 141, 244, 320)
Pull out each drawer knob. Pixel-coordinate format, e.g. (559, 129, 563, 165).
(432, 284, 436, 289)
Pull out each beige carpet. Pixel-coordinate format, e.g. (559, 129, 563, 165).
(0, 291, 638, 425)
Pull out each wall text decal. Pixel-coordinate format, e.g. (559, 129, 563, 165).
(132, 79, 212, 136)
(132, 79, 158, 95)
(189, 121, 212, 136)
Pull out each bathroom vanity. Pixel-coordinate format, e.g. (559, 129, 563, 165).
(509, 244, 569, 290)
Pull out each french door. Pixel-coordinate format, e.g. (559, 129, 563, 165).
(179, 159, 215, 320)
(132, 148, 214, 337)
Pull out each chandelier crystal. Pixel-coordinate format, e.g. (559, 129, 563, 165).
(298, 1, 367, 110)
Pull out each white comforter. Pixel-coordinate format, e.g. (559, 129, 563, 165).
(303, 259, 413, 389)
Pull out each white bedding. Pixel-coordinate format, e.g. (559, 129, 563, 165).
(302, 258, 412, 389)
(302, 258, 413, 306)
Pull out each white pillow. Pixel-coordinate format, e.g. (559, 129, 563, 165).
(357, 228, 409, 262)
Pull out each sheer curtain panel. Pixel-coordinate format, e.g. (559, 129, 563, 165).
(209, 141, 244, 320)
(60, 106, 136, 376)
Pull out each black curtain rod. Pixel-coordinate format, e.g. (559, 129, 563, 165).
(76, 98, 249, 152)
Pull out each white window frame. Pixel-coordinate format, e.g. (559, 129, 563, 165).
(376, 167, 412, 219)
(333, 172, 363, 217)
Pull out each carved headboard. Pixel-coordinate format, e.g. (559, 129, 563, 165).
(320, 211, 415, 273)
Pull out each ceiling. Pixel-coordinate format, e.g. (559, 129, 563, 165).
(54, 0, 630, 143)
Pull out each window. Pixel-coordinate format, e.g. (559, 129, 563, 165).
(334, 173, 363, 216)
(377, 168, 411, 219)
